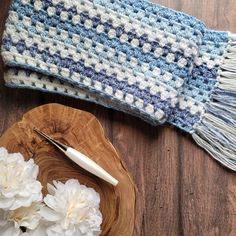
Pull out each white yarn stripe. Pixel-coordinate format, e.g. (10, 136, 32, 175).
(195, 53, 223, 68)
(194, 52, 224, 69)
(178, 96, 205, 115)
(5, 69, 97, 100)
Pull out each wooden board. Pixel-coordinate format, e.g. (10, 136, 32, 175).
(0, 104, 137, 236)
(1, 1, 236, 235)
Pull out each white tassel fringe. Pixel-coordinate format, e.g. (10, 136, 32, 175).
(192, 34, 236, 171)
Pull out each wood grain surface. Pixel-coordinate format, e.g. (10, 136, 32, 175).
(0, 104, 137, 236)
(0, 1, 236, 235)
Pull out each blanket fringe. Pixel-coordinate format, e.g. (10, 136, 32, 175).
(192, 33, 236, 171)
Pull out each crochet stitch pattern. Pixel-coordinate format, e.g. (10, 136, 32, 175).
(1, 0, 236, 170)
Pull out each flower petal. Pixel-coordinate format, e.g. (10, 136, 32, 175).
(47, 183, 56, 195)
(0, 221, 20, 236)
(40, 207, 62, 222)
(0, 198, 14, 209)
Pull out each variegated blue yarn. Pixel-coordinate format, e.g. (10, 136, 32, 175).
(1, 0, 236, 171)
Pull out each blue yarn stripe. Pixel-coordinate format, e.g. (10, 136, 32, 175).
(203, 30, 229, 43)
(167, 109, 200, 132)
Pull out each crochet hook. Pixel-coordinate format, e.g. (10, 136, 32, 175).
(33, 128, 118, 186)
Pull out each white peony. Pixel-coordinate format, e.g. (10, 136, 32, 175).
(0, 202, 44, 236)
(0, 147, 42, 210)
(41, 179, 102, 236)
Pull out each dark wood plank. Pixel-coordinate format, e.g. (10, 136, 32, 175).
(177, 1, 236, 236)
(0, 1, 236, 235)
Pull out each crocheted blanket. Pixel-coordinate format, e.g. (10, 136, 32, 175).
(1, 0, 236, 171)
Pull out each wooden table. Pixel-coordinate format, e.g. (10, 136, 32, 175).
(0, 1, 236, 235)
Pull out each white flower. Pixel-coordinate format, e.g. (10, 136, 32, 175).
(0, 202, 44, 236)
(41, 179, 102, 236)
(0, 147, 42, 210)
